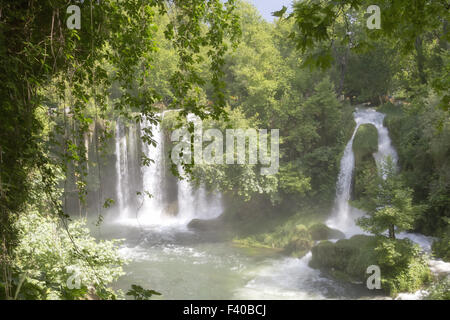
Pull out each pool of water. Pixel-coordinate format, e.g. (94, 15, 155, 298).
(91, 220, 383, 300)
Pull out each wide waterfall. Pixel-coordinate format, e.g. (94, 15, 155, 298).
(327, 108, 398, 235)
(113, 115, 223, 227)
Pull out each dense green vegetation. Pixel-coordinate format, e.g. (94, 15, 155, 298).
(1, 212, 125, 300)
(0, 0, 240, 300)
(380, 102, 450, 241)
(352, 124, 378, 200)
(310, 235, 431, 296)
(0, 0, 448, 299)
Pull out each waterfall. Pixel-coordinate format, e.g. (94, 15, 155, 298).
(115, 121, 130, 218)
(327, 108, 398, 235)
(137, 118, 166, 225)
(177, 169, 223, 223)
(114, 114, 223, 226)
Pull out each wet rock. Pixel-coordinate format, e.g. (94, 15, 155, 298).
(187, 218, 222, 231)
(308, 223, 345, 240)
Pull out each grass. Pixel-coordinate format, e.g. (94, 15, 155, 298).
(232, 204, 331, 256)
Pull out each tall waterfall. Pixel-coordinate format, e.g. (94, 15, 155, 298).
(327, 108, 398, 235)
(115, 121, 130, 218)
(114, 115, 223, 226)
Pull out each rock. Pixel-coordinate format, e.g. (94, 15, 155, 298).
(308, 223, 345, 240)
(164, 201, 178, 216)
(187, 217, 222, 231)
(309, 235, 432, 297)
(352, 124, 379, 199)
(309, 235, 376, 275)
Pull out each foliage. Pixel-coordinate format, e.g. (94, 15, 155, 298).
(0, 0, 240, 299)
(374, 237, 431, 296)
(310, 235, 431, 296)
(223, 3, 355, 205)
(162, 107, 279, 202)
(380, 100, 450, 236)
(6, 212, 126, 300)
(126, 284, 161, 300)
(425, 277, 450, 300)
(234, 223, 313, 258)
(233, 205, 332, 254)
(352, 123, 379, 200)
(432, 231, 450, 262)
(1, 0, 448, 300)
(353, 124, 378, 162)
(357, 159, 422, 239)
(284, 225, 314, 258)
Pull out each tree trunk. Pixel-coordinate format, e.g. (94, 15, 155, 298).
(389, 225, 396, 240)
(415, 36, 427, 85)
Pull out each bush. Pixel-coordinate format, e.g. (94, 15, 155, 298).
(352, 124, 379, 200)
(425, 278, 450, 300)
(9, 212, 126, 300)
(432, 231, 450, 262)
(284, 225, 314, 257)
(310, 235, 431, 296)
(353, 124, 378, 163)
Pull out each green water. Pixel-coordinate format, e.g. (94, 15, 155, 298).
(92, 221, 381, 300)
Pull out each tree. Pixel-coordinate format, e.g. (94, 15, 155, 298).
(279, 0, 449, 109)
(0, 0, 240, 299)
(357, 159, 422, 239)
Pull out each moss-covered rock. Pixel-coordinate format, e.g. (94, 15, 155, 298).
(352, 124, 379, 200)
(309, 235, 432, 296)
(308, 223, 345, 240)
(187, 217, 224, 231)
(353, 124, 378, 162)
(310, 235, 377, 276)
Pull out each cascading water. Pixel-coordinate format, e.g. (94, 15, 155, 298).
(327, 108, 398, 235)
(114, 113, 223, 227)
(105, 107, 449, 300)
(326, 107, 450, 290)
(115, 121, 130, 218)
(137, 117, 166, 225)
(177, 174, 223, 223)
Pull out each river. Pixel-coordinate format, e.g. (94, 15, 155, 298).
(92, 220, 380, 300)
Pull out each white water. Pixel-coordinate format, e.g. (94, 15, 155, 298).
(326, 107, 450, 295)
(327, 108, 398, 235)
(115, 121, 130, 219)
(177, 174, 223, 224)
(234, 253, 342, 300)
(107, 108, 448, 300)
(114, 114, 223, 227)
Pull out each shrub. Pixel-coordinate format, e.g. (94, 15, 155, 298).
(284, 225, 314, 257)
(309, 235, 431, 296)
(425, 277, 450, 300)
(9, 212, 126, 300)
(432, 232, 450, 262)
